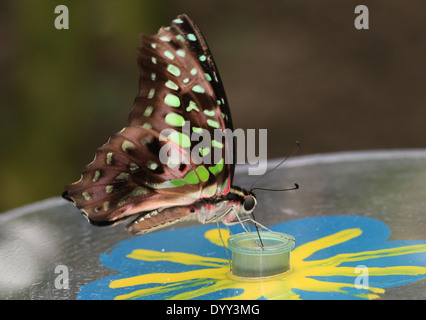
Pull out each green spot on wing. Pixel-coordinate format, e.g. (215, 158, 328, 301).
(199, 147, 210, 156)
(106, 152, 113, 165)
(146, 161, 158, 170)
(159, 36, 171, 42)
(212, 140, 224, 149)
(203, 109, 215, 117)
(143, 106, 154, 117)
(165, 112, 185, 127)
(118, 187, 148, 207)
(186, 100, 200, 112)
(115, 172, 130, 180)
(196, 166, 210, 182)
(184, 171, 199, 184)
(176, 34, 185, 43)
(148, 88, 155, 99)
(165, 80, 179, 91)
(167, 64, 181, 77)
(192, 127, 203, 134)
(92, 170, 100, 182)
(170, 179, 185, 187)
(207, 119, 220, 129)
(167, 131, 191, 148)
(122, 140, 135, 152)
(187, 33, 196, 41)
(103, 201, 110, 211)
(150, 179, 185, 188)
(176, 49, 185, 57)
(192, 85, 205, 94)
(164, 50, 174, 60)
(129, 162, 139, 171)
(209, 158, 224, 176)
(164, 94, 181, 107)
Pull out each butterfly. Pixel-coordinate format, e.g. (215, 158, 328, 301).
(63, 14, 260, 235)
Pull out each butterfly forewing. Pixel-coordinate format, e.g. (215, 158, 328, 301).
(64, 14, 234, 227)
(168, 15, 235, 182)
(169, 15, 233, 132)
(130, 17, 233, 178)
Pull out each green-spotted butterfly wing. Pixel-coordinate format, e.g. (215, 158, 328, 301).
(63, 14, 236, 232)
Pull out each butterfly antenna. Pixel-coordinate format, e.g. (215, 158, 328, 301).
(251, 183, 299, 193)
(251, 212, 264, 248)
(249, 140, 301, 192)
(248, 141, 300, 246)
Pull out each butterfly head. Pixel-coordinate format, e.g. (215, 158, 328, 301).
(222, 186, 257, 224)
(242, 192, 257, 215)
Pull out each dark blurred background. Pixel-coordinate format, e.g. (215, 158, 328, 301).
(1, 0, 425, 212)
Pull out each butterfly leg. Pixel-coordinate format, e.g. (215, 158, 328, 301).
(231, 211, 295, 244)
(227, 207, 273, 249)
(217, 206, 263, 248)
(215, 216, 232, 271)
(233, 208, 263, 249)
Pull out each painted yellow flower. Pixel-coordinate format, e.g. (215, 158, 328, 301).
(78, 216, 426, 300)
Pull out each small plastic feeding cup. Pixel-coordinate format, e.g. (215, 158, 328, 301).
(227, 231, 295, 278)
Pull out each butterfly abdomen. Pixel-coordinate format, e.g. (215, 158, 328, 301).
(126, 205, 196, 234)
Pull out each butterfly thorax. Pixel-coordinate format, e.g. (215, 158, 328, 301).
(194, 186, 257, 225)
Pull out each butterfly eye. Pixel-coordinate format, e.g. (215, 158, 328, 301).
(243, 196, 256, 212)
